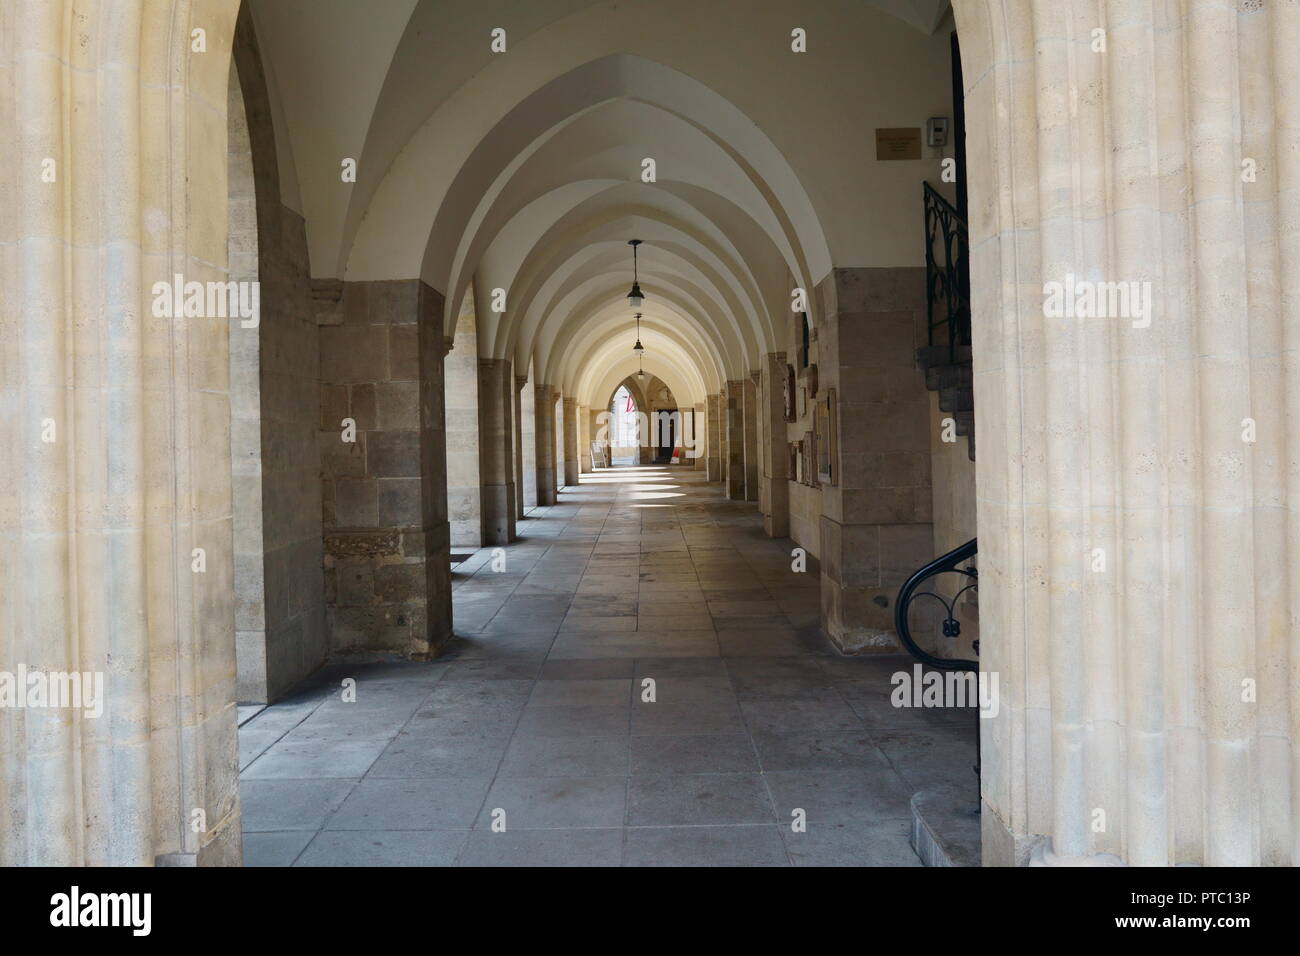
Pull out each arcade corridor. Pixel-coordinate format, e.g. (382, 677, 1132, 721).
(238, 467, 975, 866)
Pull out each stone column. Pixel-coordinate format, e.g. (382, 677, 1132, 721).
(506, 362, 519, 530)
(319, 280, 452, 659)
(515, 374, 530, 514)
(955, 0, 1300, 866)
(562, 396, 580, 487)
(725, 381, 746, 499)
(418, 297, 455, 655)
(706, 394, 722, 481)
(534, 384, 558, 505)
(578, 405, 592, 472)
(443, 295, 481, 547)
(691, 402, 706, 468)
(744, 373, 759, 500)
(815, 268, 933, 655)
(0, 0, 243, 866)
(233, 9, 325, 707)
(760, 354, 790, 537)
(520, 375, 538, 508)
(477, 358, 516, 545)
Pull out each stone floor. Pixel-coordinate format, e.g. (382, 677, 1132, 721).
(239, 465, 977, 866)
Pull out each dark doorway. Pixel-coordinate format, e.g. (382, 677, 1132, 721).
(654, 411, 675, 463)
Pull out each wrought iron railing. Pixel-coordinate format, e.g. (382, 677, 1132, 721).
(923, 182, 971, 363)
(893, 537, 978, 671)
(894, 537, 980, 781)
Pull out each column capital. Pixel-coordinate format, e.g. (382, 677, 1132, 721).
(515, 375, 528, 391)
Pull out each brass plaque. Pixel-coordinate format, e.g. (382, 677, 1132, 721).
(875, 127, 922, 160)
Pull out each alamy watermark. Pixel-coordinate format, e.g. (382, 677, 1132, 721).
(595, 409, 701, 458)
(1042, 272, 1151, 328)
(891, 664, 999, 718)
(151, 274, 260, 327)
(0, 666, 104, 718)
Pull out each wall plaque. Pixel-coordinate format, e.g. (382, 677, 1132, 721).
(783, 364, 797, 422)
(875, 127, 922, 160)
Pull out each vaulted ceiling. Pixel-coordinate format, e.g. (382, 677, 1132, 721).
(244, 0, 955, 407)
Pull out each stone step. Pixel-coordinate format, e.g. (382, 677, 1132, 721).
(954, 410, 974, 436)
(911, 786, 982, 867)
(938, 387, 974, 412)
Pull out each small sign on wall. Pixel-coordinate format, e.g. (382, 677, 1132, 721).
(875, 127, 922, 160)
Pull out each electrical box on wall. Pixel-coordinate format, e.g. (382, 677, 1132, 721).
(927, 117, 949, 147)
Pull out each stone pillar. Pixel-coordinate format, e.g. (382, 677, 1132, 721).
(815, 268, 933, 656)
(563, 396, 580, 487)
(760, 354, 790, 537)
(578, 405, 592, 472)
(506, 362, 519, 530)
(554, 393, 566, 488)
(534, 384, 558, 505)
(691, 402, 706, 468)
(443, 295, 481, 547)
(706, 394, 722, 481)
(744, 373, 759, 500)
(319, 280, 454, 659)
(588, 406, 606, 468)
(418, 298, 455, 655)
(725, 381, 746, 499)
(0, 0, 243, 866)
(520, 374, 537, 508)
(232, 10, 326, 707)
(956, 0, 1300, 866)
(477, 358, 516, 545)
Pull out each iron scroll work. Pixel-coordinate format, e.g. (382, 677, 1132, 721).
(923, 182, 970, 363)
(893, 537, 978, 672)
(894, 537, 980, 783)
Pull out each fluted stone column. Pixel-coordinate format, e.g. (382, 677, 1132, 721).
(477, 358, 515, 545)
(562, 396, 580, 487)
(744, 373, 759, 501)
(0, 0, 243, 865)
(760, 354, 790, 537)
(534, 384, 558, 505)
(725, 381, 746, 499)
(706, 394, 722, 481)
(955, 0, 1300, 866)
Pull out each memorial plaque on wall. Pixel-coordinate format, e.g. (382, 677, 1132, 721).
(875, 127, 922, 160)
(783, 365, 797, 422)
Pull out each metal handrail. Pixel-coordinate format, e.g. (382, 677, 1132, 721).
(893, 536, 978, 671)
(894, 537, 981, 784)
(923, 182, 971, 363)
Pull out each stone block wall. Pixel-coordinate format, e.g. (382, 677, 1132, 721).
(231, 13, 325, 704)
(318, 279, 451, 656)
(816, 267, 934, 653)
